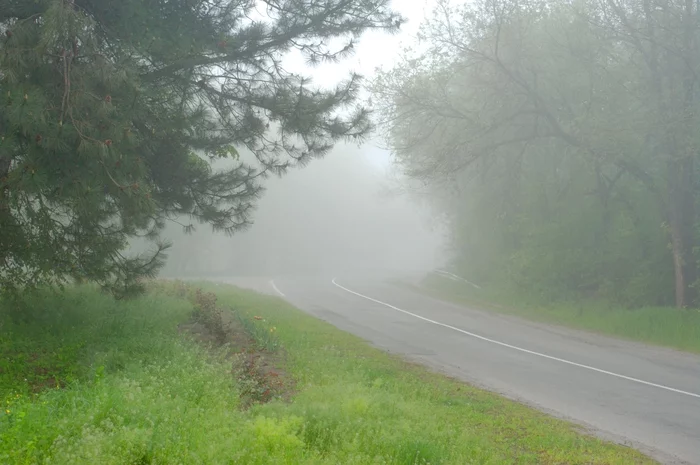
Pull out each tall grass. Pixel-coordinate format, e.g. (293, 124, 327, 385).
(0, 284, 655, 464)
(0, 287, 249, 464)
(418, 274, 700, 353)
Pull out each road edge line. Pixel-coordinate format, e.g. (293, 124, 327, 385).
(331, 278, 700, 399)
(270, 280, 286, 297)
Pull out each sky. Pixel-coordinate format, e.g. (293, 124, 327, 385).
(280, 0, 439, 170)
(282, 0, 436, 77)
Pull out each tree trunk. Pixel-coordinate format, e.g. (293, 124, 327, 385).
(668, 0, 699, 308)
(668, 156, 696, 308)
(670, 227, 686, 308)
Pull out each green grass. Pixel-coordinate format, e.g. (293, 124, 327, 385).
(0, 283, 655, 464)
(413, 273, 700, 353)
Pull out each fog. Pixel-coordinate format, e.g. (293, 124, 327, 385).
(151, 0, 445, 280)
(160, 142, 448, 279)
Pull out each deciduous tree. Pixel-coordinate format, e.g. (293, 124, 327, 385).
(375, 0, 699, 307)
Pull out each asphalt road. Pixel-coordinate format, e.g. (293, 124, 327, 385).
(218, 274, 700, 465)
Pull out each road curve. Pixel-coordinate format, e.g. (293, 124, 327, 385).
(219, 274, 700, 465)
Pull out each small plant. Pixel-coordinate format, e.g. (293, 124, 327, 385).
(232, 353, 285, 407)
(192, 289, 229, 344)
(232, 311, 280, 352)
(2, 391, 24, 427)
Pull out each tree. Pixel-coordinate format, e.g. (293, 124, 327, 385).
(590, 0, 700, 307)
(0, 0, 402, 297)
(375, 0, 699, 307)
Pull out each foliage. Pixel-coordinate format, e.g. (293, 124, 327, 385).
(0, 0, 402, 297)
(374, 0, 700, 308)
(168, 280, 287, 406)
(234, 308, 281, 352)
(191, 287, 230, 343)
(233, 352, 286, 406)
(0, 284, 654, 464)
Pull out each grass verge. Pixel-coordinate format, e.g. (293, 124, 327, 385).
(0, 282, 655, 464)
(411, 273, 700, 353)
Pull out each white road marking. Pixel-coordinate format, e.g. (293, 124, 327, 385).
(435, 269, 481, 289)
(332, 278, 700, 399)
(270, 280, 286, 297)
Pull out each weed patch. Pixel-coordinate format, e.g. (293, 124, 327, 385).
(191, 288, 230, 344)
(171, 281, 292, 409)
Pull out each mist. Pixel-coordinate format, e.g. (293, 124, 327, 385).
(135, 0, 447, 281)
(160, 142, 447, 279)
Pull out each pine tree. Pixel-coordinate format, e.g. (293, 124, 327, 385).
(0, 0, 401, 297)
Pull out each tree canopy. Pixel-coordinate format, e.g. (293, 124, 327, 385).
(0, 0, 401, 297)
(375, 0, 700, 308)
